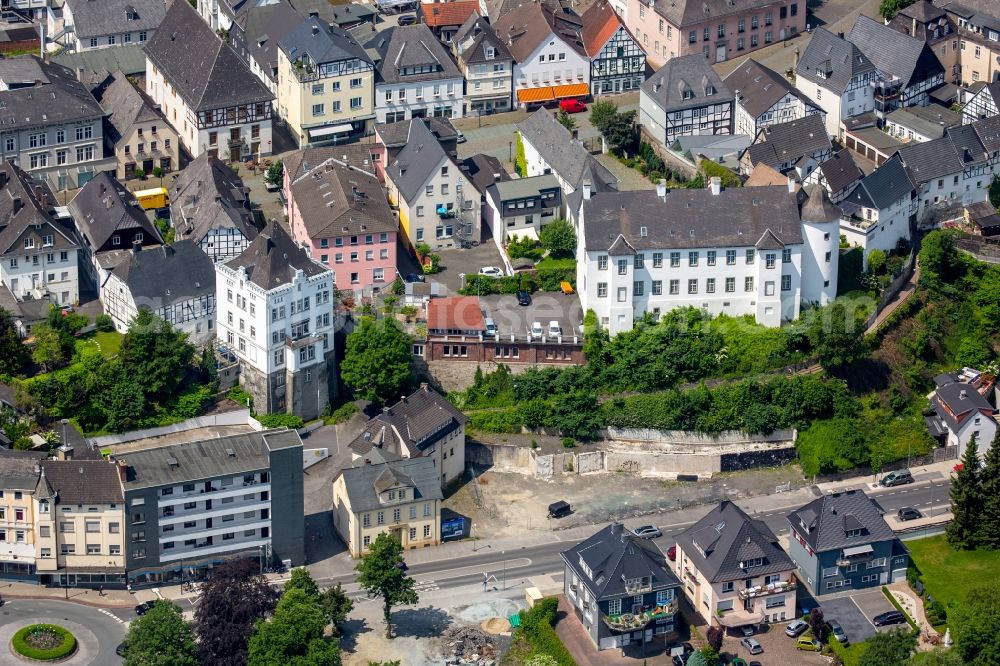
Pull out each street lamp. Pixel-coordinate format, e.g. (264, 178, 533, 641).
(501, 550, 506, 591)
(259, 545, 264, 575)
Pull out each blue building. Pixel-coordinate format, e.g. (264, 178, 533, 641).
(785, 489, 908, 596)
(561, 523, 682, 651)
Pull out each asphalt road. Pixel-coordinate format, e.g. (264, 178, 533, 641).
(0, 598, 127, 664)
(323, 480, 951, 599)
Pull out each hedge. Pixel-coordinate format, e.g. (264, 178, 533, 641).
(256, 413, 305, 429)
(12, 624, 77, 660)
(516, 598, 575, 666)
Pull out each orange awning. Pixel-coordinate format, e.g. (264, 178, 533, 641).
(553, 83, 589, 99)
(517, 87, 556, 103)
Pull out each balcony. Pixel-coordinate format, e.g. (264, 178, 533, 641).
(603, 602, 677, 633)
(624, 577, 653, 595)
(683, 566, 699, 584)
(737, 579, 796, 600)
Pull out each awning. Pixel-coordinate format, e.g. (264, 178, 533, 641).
(517, 86, 556, 104)
(309, 123, 354, 138)
(508, 227, 539, 242)
(553, 82, 589, 99)
(842, 544, 874, 557)
(717, 607, 766, 627)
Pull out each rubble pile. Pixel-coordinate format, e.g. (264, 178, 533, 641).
(443, 625, 500, 665)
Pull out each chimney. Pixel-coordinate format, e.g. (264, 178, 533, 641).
(837, 31, 844, 38)
(582, 179, 592, 200)
(33, 185, 42, 202)
(420, 382, 429, 391)
(12, 196, 22, 213)
(793, 46, 800, 73)
(56, 444, 74, 461)
(912, 16, 917, 37)
(571, 129, 579, 140)
(787, 176, 796, 193)
(960, 389, 967, 399)
(312, 24, 320, 35)
(710, 176, 721, 195)
(0, 171, 7, 188)
(656, 178, 667, 200)
(609, 521, 623, 535)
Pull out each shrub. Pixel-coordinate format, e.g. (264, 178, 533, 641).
(515, 598, 575, 666)
(256, 413, 304, 429)
(561, 437, 575, 449)
(699, 159, 741, 188)
(172, 385, 212, 419)
(228, 386, 253, 408)
(467, 408, 520, 433)
(12, 624, 77, 660)
(326, 402, 358, 424)
(95, 314, 115, 332)
(925, 599, 947, 625)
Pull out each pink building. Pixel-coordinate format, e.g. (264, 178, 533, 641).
(287, 153, 398, 297)
(627, 0, 807, 69)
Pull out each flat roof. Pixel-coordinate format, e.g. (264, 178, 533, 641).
(106, 424, 257, 454)
(477, 292, 583, 341)
(848, 127, 906, 153)
(492, 174, 561, 200)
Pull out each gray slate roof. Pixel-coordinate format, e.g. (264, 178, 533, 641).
(816, 149, 863, 194)
(724, 57, 816, 119)
(120, 429, 302, 490)
(677, 501, 795, 583)
(490, 1, 585, 63)
(100, 74, 165, 145)
(646, 0, 787, 28)
(0, 162, 78, 257)
(289, 156, 395, 239)
(973, 114, 1000, 154)
(53, 44, 148, 77)
(279, 16, 372, 68)
(40, 459, 124, 504)
(641, 53, 733, 114)
(64, 0, 165, 39)
(110, 240, 216, 307)
(454, 14, 512, 67)
(787, 489, 897, 552)
(376, 116, 458, 147)
(886, 104, 960, 140)
(561, 523, 681, 601)
(0, 57, 105, 130)
(461, 153, 509, 195)
(933, 379, 995, 432)
(744, 114, 831, 168)
(895, 135, 965, 184)
(241, 0, 307, 82)
(849, 14, 945, 88)
(69, 172, 163, 252)
(144, 0, 274, 112)
(365, 24, 462, 86)
(225, 220, 328, 290)
(349, 385, 468, 459)
(795, 27, 878, 94)
(517, 109, 617, 192)
(0, 449, 46, 491)
(581, 185, 808, 253)
(337, 457, 442, 513)
(384, 119, 452, 202)
(169, 154, 258, 246)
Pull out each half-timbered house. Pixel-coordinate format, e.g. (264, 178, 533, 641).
(723, 57, 824, 137)
(963, 82, 1000, 123)
(639, 54, 733, 147)
(581, 1, 645, 97)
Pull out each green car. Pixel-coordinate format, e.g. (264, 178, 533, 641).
(731, 659, 748, 666)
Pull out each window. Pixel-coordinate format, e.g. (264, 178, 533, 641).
(721, 581, 735, 592)
(351, 97, 363, 110)
(825, 251, 832, 263)
(669, 279, 680, 295)
(598, 255, 608, 270)
(689, 30, 697, 44)
(377, 511, 384, 525)
(312, 83, 325, 95)
(76, 145, 94, 162)
(597, 282, 608, 298)
(617, 259, 628, 275)
(705, 277, 715, 293)
(706, 250, 716, 266)
(726, 250, 736, 265)
(633, 281, 644, 297)
(634, 254, 644, 269)
(617, 286, 627, 302)
(75, 126, 93, 141)
(312, 104, 325, 116)
(688, 251, 699, 267)
(745, 276, 754, 292)
(746, 249, 755, 264)
(781, 274, 792, 291)
(765, 281, 775, 296)
(725, 277, 735, 293)
(688, 279, 698, 294)
(609, 598, 622, 615)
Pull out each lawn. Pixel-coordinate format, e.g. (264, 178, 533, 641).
(829, 637, 867, 666)
(907, 534, 1000, 624)
(75, 331, 122, 359)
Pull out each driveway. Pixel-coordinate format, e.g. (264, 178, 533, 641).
(819, 594, 877, 643)
(721, 623, 827, 666)
(432, 243, 507, 294)
(851, 588, 900, 633)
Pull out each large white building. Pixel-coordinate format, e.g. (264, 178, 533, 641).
(144, 0, 275, 162)
(839, 157, 915, 260)
(575, 179, 840, 334)
(47, 0, 164, 53)
(215, 222, 336, 420)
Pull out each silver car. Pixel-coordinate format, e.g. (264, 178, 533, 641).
(785, 619, 809, 637)
(632, 525, 662, 539)
(740, 637, 763, 655)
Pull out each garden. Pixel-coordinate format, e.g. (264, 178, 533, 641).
(11, 624, 76, 661)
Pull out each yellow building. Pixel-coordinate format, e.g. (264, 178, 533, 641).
(332, 458, 442, 558)
(277, 17, 376, 147)
(33, 458, 126, 588)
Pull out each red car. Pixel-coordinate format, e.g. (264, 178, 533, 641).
(559, 99, 587, 114)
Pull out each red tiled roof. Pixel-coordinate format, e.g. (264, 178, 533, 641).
(580, 0, 622, 57)
(426, 296, 485, 332)
(420, 0, 480, 28)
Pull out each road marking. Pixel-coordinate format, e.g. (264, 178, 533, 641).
(98, 607, 126, 625)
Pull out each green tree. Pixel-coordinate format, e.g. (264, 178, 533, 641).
(31, 324, 66, 372)
(195, 559, 280, 666)
(538, 218, 576, 259)
(581, 309, 610, 369)
(103, 379, 146, 433)
(600, 110, 638, 155)
(0, 405, 30, 444)
(514, 132, 527, 177)
(119, 310, 194, 402)
(809, 608, 825, 643)
(858, 629, 917, 666)
(284, 568, 353, 634)
(151, 166, 164, 185)
(340, 318, 412, 405)
(248, 587, 341, 666)
(807, 302, 867, 374)
(919, 230, 962, 293)
(122, 600, 199, 666)
(588, 99, 617, 133)
(978, 432, 1000, 549)
(355, 532, 418, 638)
(880, 0, 917, 21)
(952, 582, 1000, 666)
(948, 434, 983, 550)
(0, 307, 27, 374)
(913, 648, 966, 665)
(685, 651, 710, 666)
(867, 248, 887, 275)
(264, 160, 284, 187)
(555, 110, 576, 131)
(154, 217, 175, 243)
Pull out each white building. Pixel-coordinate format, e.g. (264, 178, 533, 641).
(366, 24, 466, 123)
(839, 155, 915, 260)
(639, 54, 734, 148)
(215, 222, 336, 420)
(927, 372, 999, 461)
(47, 0, 163, 53)
(575, 179, 840, 335)
(101, 241, 217, 346)
(144, 0, 275, 162)
(491, 1, 591, 109)
(0, 162, 81, 307)
(724, 57, 824, 138)
(795, 27, 879, 139)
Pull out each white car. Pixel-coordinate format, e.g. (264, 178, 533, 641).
(479, 266, 504, 277)
(456, 131, 467, 143)
(530, 322, 543, 339)
(548, 321, 561, 338)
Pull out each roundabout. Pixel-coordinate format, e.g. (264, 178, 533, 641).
(0, 599, 126, 664)
(11, 624, 77, 661)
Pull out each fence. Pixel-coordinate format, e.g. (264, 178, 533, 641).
(955, 235, 1000, 263)
(864, 251, 917, 330)
(88, 409, 257, 447)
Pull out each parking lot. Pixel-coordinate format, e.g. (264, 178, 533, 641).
(479, 292, 583, 341)
(431, 243, 507, 294)
(720, 622, 828, 665)
(814, 588, 899, 645)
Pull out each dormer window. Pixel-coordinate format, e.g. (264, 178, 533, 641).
(740, 558, 763, 568)
(485, 46, 495, 60)
(682, 89, 694, 100)
(126, 8, 137, 21)
(706, 85, 715, 96)
(846, 528, 862, 538)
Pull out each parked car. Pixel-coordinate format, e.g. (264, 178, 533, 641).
(828, 619, 849, 646)
(548, 320, 561, 338)
(739, 625, 756, 637)
(795, 637, 822, 651)
(667, 642, 693, 666)
(632, 525, 662, 539)
(548, 500, 571, 518)
(116, 643, 127, 656)
(559, 99, 587, 114)
(135, 600, 156, 616)
(479, 266, 504, 277)
(897, 507, 922, 521)
(530, 322, 543, 339)
(879, 469, 914, 487)
(666, 545, 676, 561)
(404, 272, 425, 283)
(785, 619, 809, 637)
(749, 662, 763, 666)
(516, 290, 532, 306)
(397, 14, 417, 25)
(456, 131, 467, 143)
(873, 610, 906, 627)
(731, 659, 748, 666)
(740, 637, 763, 655)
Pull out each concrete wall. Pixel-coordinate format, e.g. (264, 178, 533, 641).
(89, 410, 253, 447)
